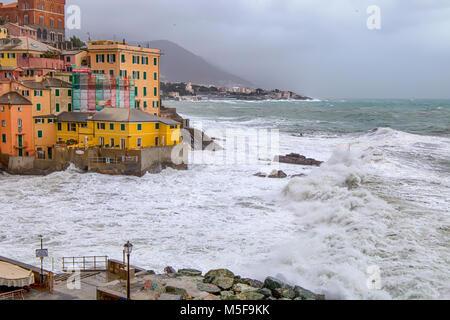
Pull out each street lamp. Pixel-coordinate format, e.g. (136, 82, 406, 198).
(123, 241, 133, 300)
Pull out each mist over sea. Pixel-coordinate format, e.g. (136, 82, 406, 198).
(1, 99, 449, 299)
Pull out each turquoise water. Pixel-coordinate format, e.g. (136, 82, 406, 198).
(171, 99, 450, 137)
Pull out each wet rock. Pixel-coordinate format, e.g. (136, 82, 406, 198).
(263, 277, 286, 291)
(178, 269, 202, 277)
(221, 294, 238, 300)
(236, 291, 265, 300)
(254, 172, 268, 178)
(164, 266, 176, 274)
(242, 279, 264, 289)
(275, 153, 322, 166)
(212, 276, 234, 290)
(203, 275, 215, 284)
(205, 269, 235, 279)
(268, 170, 287, 179)
(257, 288, 272, 297)
(165, 286, 188, 299)
(233, 283, 259, 293)
(274, 287, 296, 299)
(220, 291, 235, 297)
(294, 286, 324, 300)
(203, 294, 220, 300)
(159, 293, 182, 300)
(197, 283, 221, 294)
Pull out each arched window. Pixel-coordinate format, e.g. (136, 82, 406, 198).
(37, 28, 42, 39)
(42, 29, 47, 40)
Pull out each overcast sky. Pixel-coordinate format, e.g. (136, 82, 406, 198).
(12, 0, 450, 98)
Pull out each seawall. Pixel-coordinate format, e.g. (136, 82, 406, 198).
(0, 145, 187, 177)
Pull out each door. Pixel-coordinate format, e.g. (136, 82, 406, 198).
(18, 135, 23, 156)
(48, 147, 53, 160)
(120, 139, 126, 150)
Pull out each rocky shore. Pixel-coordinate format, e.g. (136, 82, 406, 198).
(103, 267, 324, 301)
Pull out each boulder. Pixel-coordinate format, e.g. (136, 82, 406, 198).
(205, 269, 235, 279)
(212, 276, 234, 290)
(241, 278, 264, 289)
(178, 268, 202, 277)
(257, 288, 272, 297)
(165, 286, 188, 299)
(164, 266, 176, 274)
(268, 170, 287, 179)
(294, 286, 324, 300)
(203, 275, 215, 284)
(159, 293, 182, 300)
(236, 291, 265, 301)
(275, 153, 322, 166)
(197, 283, 221, 294)
(232, 283, 259, 293)
(273, 287, 296, 299)
(263, 277, 286, 291)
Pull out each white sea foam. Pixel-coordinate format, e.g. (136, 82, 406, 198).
(0, 106, 449, 299)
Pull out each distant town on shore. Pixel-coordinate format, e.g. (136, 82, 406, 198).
(161, 82, 312, 101)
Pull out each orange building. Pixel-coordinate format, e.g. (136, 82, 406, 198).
(0, 0, 65, 47)
(0, 91, 33, 156)
(87, 40, 162, 116)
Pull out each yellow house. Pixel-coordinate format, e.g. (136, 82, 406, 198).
(56, 112, 95, 147)
(89, 108, 180, 150)
(33, 115, 57, 160)
(87, 40, 161, 116)
(55, 108, 180, 150)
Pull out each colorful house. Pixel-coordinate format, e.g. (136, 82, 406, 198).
(0, 37, 64, 79)
(89, 108, 180, 149)
(55, 108, 181, 150)
(87, 40, 161, 116)
(55, 112, 94, 147)
(0, 92, 34, 156)
(33, 114, 56, 159)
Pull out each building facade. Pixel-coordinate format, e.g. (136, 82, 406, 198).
(0, 0, 66, 47)
(0, 91, 34, 156)
(87, 41, 161, 116)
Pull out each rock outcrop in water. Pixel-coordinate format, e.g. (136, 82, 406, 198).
(254, 170, 288, 179)
(101, 267, 325, 300)
(275, 153, 323, 167)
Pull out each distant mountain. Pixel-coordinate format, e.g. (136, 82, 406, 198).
(132, 40, 253, 88)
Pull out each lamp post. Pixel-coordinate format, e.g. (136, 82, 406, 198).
(123, 241, 133, 300)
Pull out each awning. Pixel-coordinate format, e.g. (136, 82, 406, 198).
(0, 261, 35, 287)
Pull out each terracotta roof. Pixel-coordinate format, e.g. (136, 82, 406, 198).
(0, 92, 32, 105)
(90, 107, 180, 125)
(21, 78, 71, 89)
(0, 37, 60, 53)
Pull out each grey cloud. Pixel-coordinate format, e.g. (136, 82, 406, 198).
(60, 1, 450, 97)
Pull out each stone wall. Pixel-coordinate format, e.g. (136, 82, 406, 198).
(0, 145, 187, 177)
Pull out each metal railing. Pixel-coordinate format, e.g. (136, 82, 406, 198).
(0, 289, 25, 300)
(62, 256, 108, 272)
(89, 156, 138, 164)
